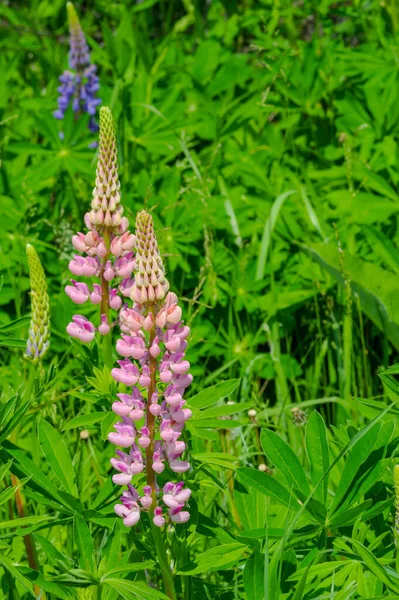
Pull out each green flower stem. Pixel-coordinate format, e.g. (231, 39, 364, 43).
(12, 363, 43, 597)
(23, 361, 37, 404)
(150, 519, 177, 600)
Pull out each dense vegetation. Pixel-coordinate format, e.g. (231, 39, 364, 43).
(2, 0, 399, 598)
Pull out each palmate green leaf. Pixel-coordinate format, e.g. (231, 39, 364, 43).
(329, 419, 394, 515)
(349, 539, 399, 594)
(98, 521, 122, 577)
(1, 441, 67, 507)
(234, 480, 267, 531)
(0, 515, 55, 529)
(0, 459, 13, 481)
(0, 315, 30, 332)
(38, 420, 78, 497)
(243, 549, 264, 600)
(34, 533, 74, 569)
(101, 561, 155, 580)
(104, 578, 169, 599)
(329, 500, 373, 528)
(237, 468, 300, 512)
(190, 401, 253, 420)
(260, 429, 310, 496)
(305, 411, 329, 504)
(62, 411, 108, 431)
(0, 555, 35, 596)
(177, 543, 247, 575)
(188, 378, 241, 409)
(192, 452, 240, 470)
(74, 512, 97, 575)
(0, 400, 31, 443)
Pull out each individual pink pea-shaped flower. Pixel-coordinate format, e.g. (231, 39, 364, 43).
(169, 460, 190, 473)
(165, 440, 186, 461)
(108, 419, 136, 448)
(169, 505, 190, 524)
(129, 445, 144, 474)
(103, 260, 115, 281)
(90, 283, 102, 304)
(114, 503, 141, 526)
(150, 336, 161, 358)
(153, 506, 165, 527)
(152, 447, 165, 474)
(114, 252, 135, 278)
(120, 231, 136, 252)
(66, 315, 96, 342)
(163, 482, 191, 508)
(138, 426, 150, 448)
(111, 360, 140, 386)
(139, 365, 151, 388)
(160, 420, 174, 443)
(143, 313, 154, 331)
(69, 255, 99, 277)
(140, 485, 153, 509)
(119, 307, 143, 333)
(98, 314, 110, 335)
(119, 278, 135, 298)
(159, 361, 173, 383)
(65, 280, 90, 304)
(172, 408, 192, 424)
(170, 358, 190, 375)
(109, 288, 122, 310)
(72, 232, 88, 253)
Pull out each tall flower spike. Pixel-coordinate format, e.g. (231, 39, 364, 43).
(86, 107, 127, 233)
(54, 2, 101, 133)
(110, 211, 192, 528)
(25, 245, 50, 364)
(65, 107, 136, 343)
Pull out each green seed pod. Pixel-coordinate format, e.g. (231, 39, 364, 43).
(25, 245, 50, 364)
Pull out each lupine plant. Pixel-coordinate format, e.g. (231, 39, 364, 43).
(5, 2, 399, 599)
(54, 2, 100, 133)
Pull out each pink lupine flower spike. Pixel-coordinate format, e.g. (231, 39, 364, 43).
(109, 211, 192, 528)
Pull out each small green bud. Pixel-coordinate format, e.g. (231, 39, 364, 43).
(25, 245, 50, 364)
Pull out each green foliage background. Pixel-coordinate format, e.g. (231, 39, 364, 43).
(2, 0, 399, 598)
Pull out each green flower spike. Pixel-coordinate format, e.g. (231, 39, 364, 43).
(25, 245, 50, 364)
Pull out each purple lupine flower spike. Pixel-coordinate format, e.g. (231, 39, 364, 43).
(65, 107, 136, 342)
(109, 211, 192, 528)
(54, 2, 101, 132)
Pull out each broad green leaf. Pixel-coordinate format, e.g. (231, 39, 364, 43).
(104, 578, 169, 599)
(243, 549, 264, 600)
(188, 379, 241, 409)
(237, 467, 300, 511)
(330, 420, 393, 514)
(350, 539, 399, 594)
(74, 512, 96, 575)
(261, 429, 310, 496)
(101, 561, 156, 579)
(305, 411, 329, 503)
(38, 420, 78, 497)
(62, 411, 108, 430)
(178, 543, 247, 575)
(0, 515, 54, 529)
(0, 555, 34, 596)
